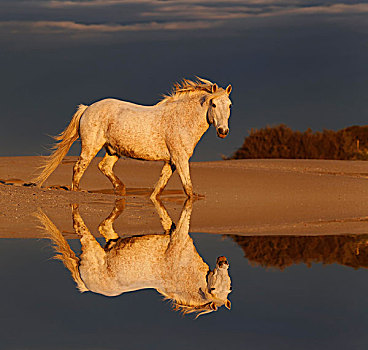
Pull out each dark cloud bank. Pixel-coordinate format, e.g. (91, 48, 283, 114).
(0, 0, 367, 160)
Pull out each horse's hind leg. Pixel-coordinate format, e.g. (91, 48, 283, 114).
(72, 204, 105, 262)
(98, 153, 125, 195)
(72, 144, 102, 191)
(99, 199, 125, 241)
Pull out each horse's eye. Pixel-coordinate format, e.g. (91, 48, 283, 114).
(212, 103, 216, 108)
(210, 288, 215, 291)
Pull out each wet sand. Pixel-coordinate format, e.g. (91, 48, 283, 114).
(1, 156, 368, 238)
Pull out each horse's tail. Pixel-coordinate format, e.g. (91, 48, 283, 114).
(35, 209, 89, 293)
(34, 104, 88, 187)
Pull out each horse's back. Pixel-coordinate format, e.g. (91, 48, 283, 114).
(80, 98, 170, 161)
(80, 98, 153, 129)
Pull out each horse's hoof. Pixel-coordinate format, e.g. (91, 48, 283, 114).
(150, 191, 161, 201)
(193, 193, 205, 200)
(70, 203, 79, 210)
(114, 186, 126, 196)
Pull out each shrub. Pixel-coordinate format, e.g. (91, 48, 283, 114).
(229, 125, 368, 160)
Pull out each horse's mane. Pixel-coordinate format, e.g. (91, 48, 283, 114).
(172, 302, 215, 319)
(159, 288, 216, 318)
(158, 77, 226, 104)
(163, 295, 215, 319)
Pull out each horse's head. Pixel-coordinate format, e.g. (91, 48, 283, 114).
(207, 84, 232, 139)
(167, 255, 232, 318)
(206, 256, 232, 310)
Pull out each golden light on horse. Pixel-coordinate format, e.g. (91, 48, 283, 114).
(33, 77, 232, 198)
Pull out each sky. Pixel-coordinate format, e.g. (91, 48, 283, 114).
(0, 0, 368, 160)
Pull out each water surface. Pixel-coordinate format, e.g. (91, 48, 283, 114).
(1, 201, 368, 350)
(0, 201, 368, 350)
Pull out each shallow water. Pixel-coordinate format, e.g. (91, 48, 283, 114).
(1, 201, 368, 350)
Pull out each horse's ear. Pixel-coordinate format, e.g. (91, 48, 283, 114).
(226, 84, 232, 95)
(225, 299, 231, 310)
(211, 84, 218, 93)
(210, 302, 218, 311)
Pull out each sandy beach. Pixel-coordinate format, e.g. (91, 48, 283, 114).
(1, 156, 368, 238)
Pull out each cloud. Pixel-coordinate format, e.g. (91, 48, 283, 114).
(141, 5, 262, 20)
(42, 1, 368, 21)
(265, 3, 368, 17)
(45, 0, 154, 7)
(141, 3, 368, 20)
(0, 19, 220, 35)
(0, 1, 367, 42)
(43, 0, 298, 7)
(12, 0, 368, 15)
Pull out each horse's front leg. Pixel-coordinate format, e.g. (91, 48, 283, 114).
(165, 198, 193, 255)
(151, 161, 176, 199)
(173, 157, 204, 199)
(150, 196, 175, 233)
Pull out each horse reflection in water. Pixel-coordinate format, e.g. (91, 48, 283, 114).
(37, 199, 231, 318)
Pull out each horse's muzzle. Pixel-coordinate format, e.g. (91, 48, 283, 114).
(217, 256, 229, 268)
(217, 127, 229, 139)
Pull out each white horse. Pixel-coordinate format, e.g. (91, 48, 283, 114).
(36, 199, 232, 318)
(34, 78, 232, 198)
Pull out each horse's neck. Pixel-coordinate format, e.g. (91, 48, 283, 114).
(186, 95, 210, 138)
(167, 94, 210, 147)
(160, 242, 209, 302)
(158, 264, 209, 305)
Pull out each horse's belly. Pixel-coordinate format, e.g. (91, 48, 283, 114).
(118, 143, 169, 161)
(108, 125, 170, 161)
